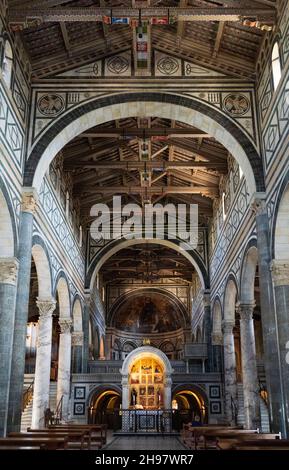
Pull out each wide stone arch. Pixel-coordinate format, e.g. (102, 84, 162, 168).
(72, 296, 83, 332)
(212, 297, 223, 340)
(54, 271, 71, 319)
(240, 239, 258, 304)
(31, 237, 53, 300)
(86, 236, 208, 291)
(223, 274, 239, 323)
(271, 168, 289, 259)
(0, 177, 17, 257)
(25, 92, 263, 196)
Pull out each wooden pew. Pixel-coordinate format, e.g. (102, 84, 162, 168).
(191, 428, 260, 450)
(47, 424, 106, 447)
(9, 431, 89, 450)
(0, 445, 44, 450)
(0, 437, 68, 450)
(181, 426, 243, 450)
(216, 433, 281, 450)
(234, 439, 289, 450)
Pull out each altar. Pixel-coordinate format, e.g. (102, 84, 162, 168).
(120, 346, 173, 433)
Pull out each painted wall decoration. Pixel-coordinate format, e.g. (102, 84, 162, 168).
(113, 293, 182, 333)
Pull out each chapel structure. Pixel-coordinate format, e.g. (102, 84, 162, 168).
(0, 0, 289, 441)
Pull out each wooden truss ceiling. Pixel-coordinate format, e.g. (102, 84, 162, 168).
(99, 243, 195, 283)
(62, 115, 228, 226)
(8, 0, 277, 79)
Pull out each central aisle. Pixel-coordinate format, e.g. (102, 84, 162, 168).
(105, 436, 186, 450)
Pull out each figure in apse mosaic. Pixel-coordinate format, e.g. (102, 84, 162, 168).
(113, 293, 181, 333)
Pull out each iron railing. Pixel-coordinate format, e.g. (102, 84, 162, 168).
(89, 408, 196, 433)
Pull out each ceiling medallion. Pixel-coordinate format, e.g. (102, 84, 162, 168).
(107, 56, 129, 75)
(37, 94, 65, 116)
(223, 94, 250, 117)
(157, 56, 179, 75)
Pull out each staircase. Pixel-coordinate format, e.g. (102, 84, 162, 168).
(20, 379, 59, 431)
(236, 382, 270, 432)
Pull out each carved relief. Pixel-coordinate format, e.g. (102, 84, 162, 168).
(38, 94, 65, 116)
(223, 94, 250, 116)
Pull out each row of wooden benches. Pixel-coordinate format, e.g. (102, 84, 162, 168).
(181, 424, 289, 450)
(0, 424, 107, 450)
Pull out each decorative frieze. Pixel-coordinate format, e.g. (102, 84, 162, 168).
(0, 257, 19, 285)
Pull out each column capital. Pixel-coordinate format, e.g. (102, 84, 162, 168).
(59, 317, 73, 334)
(36, 299, 56, 318)
(222, 320, 235, 334)
(212, 331, 223, 345)
(270, 259, 289, 287)
(251, 192, 267, 217)
(0, 257, 19, 285)
(236, 302, 255, 321)
(72, 331, 84, 346)
(21, 187, 38, 214)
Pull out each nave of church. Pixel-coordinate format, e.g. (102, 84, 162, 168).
(0, 0, 289, 453)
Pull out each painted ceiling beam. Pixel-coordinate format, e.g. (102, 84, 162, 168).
(65, 161, 227, 170)
(8, 7, 276, 24)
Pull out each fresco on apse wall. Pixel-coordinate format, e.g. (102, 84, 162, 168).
(113, 294, 181, 333)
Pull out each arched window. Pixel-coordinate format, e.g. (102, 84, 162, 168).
(2, 40, 13, 88)
(272, 42, 281, 90)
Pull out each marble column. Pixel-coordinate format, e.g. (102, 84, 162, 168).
(121, 376, 130, 432)
(163, 375, 172, 410)
(253, 195, 285, 435)
(211, 332, 223, 373)
(82, 294, 90, 373)
(56, 318, 72, 421)
(271, 260, 289, 438)
(203, 291, 213, 371)
(222, 321, 237, 425)
(7, 189, 38, 433)
(72, 332, 83, 374)
(31, 299, 56, 429)
(237, 302, 261, 430)
(0, 258, 19, 436)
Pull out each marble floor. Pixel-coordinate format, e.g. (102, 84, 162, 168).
(105, 436, 186, 450)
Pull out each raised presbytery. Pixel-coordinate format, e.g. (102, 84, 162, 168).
(0, 0, 289, 452)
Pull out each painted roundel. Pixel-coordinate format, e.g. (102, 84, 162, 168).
(157, 56, 179, 75)
(107, 56, 129, 74)
(223, 94, 250, 116)
(38, 94, 65, 116)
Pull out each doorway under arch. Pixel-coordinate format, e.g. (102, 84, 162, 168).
(172, 385, 208, 429)
(88, 386, 121, 429)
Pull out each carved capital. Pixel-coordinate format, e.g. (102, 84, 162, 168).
(59, 318, 73, 334)
(212, 331, 223, 345)
(251, 193, 267, 217)
(270, 260, 289, 287)
(36, 299, 56, 318)
(0, 258, 19, 285)
(72, 331, 84, 346)
(236, 302, 255, 321)
(21, 188, 38, 214)
(221, 320, 234, 335)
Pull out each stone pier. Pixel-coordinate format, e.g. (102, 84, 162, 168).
(7, 189, 38, 433)
(31, 299, 56, 429)
(0, 258, 19, 436)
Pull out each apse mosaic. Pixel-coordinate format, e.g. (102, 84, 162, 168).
(113, 294, 182, 333)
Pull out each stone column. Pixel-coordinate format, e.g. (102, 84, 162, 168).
(7, 189, 38, 433)
(121, 376, 130, 432)
(253, 195, 285, 435)
(0, 258, 19, 436)
(211, 331, 223, 373)
(72, 332, 83, 374)
(222, 321, 237, 425)
(31, 299, 56, 429)
(203, 291, 213, 371)
(56, 318, 72, 421)
(237, 302, 261, 430)
(271, 260, 289, 437)
(163, 375, 172, 410)
(82, 294, 90, 373)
